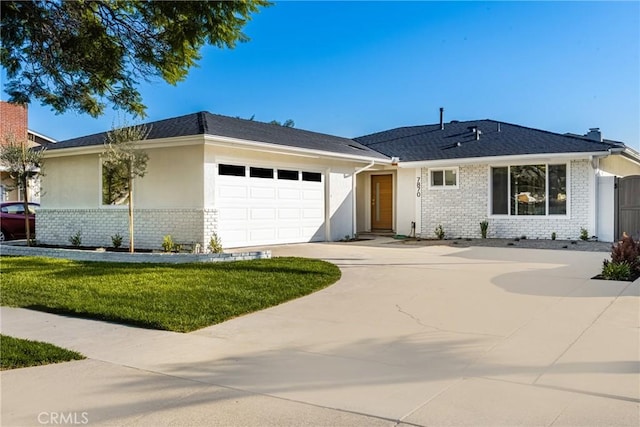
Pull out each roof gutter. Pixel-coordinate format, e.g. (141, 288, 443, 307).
(397, 151, 612, 168)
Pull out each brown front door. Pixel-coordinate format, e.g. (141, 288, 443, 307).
(371, 174, 393, 230)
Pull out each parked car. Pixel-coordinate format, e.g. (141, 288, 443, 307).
(0, 202, 39, 241)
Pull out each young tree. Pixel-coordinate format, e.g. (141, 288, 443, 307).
(1, 0, 270, 117)
(0, 134, 45, 245)
(269, 119, 295, 128)
(102, 124, 150, 253)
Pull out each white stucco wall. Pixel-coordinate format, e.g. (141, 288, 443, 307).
(599, 155, 640, 177)
(41, 154, 100, 208)
(596, 175, 616, 242)
(396, 168, 419, 236)
(420, 160, 594, 240)
(41, 144, 204, 209)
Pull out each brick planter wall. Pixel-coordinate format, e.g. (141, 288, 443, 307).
(0, 243, 270, 264)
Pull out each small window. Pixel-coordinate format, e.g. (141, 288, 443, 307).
(277, 169, 299, 180)
(219, 164, 246, 176)
(429, 168, 458, 188)
(250, 167, 274, 179)
(302, 172, 322, 182)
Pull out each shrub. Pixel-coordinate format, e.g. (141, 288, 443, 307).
(435, 224, 445, 240)
(580, 228, 589, 241)
(111, 233, 123, 249)
(551, 232, 556, 240)
(480, 220, 489, 239)
(68, 231, 82, 247)
(601, 260, 631, 281)
(208, 232, 223, 254)
(609, 233, 640, 274)
(162, 235, 174, 253)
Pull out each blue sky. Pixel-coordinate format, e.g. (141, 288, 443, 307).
(11, 1, 640, 150)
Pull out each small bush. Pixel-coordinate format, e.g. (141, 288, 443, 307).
(208, 232, 223, 254)
(580, 228, 589, 241)
(162, 235, 174, 253)
(435, 224, 445, 240)
(111, 233, 123, 249)
(480, 220, 489, 239)
(551, 232, 556, 240)
(610, 233, 640, 274)
(601, 260, 631, 281)
(68, 231, 82, 247)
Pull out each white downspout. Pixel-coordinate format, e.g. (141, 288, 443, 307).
(352, 161, 376, 237)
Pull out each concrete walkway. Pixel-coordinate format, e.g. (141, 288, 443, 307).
(1, 241, 638, 426)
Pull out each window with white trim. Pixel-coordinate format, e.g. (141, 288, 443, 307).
(429, 167, 458, 189)
(491, 164, 567, 216)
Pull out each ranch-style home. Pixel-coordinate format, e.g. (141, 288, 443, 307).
(37, 111, 640, 249)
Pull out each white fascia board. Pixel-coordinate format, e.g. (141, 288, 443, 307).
(397, 151, 611, 168)
(621, 148, 640, 166)
(204, 134, 391, 164)
(42, 135, 204, 158)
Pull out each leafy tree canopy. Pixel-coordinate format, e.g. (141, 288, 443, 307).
(0, 0, 270, 118)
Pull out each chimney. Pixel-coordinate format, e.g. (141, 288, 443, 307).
(439, 107, 444, 130)
(586, 128, 602, 142)
(0, 101, 28, 144)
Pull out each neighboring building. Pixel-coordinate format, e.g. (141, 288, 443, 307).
(37, 111, 640, 249)
(0, 101, 56, 202)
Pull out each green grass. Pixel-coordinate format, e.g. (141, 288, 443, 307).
(0, 256, 341, 332)
(1, 334, 85, 370)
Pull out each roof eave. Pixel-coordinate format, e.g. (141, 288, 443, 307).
(42, 135, 204, 158)
(397, 151, 611, 168)
(204, 134, 391, 163)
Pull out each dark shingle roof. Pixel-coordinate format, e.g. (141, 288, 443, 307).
(354, 120, 620, 162)
(50, 111, 389, 160)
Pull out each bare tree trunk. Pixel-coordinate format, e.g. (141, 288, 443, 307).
(22, 175, 31, 246)
(128, 176, 134, 253)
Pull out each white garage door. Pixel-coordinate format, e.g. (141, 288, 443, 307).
(216, 164, 325, 247)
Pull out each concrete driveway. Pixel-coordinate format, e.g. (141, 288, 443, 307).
(1, 241, 638, 426)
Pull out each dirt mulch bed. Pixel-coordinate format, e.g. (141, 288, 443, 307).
(395, 237, 613, 252)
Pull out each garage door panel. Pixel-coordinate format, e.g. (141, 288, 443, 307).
(302, 189, 322, 200)
(278, 227, 301, 239)
(250, 208, 276, 220)
(219, 208, 247, 220)
(219, 186, 247, 199)
(250, 186, 276, 199)
(278, 208, 300, 219)
(278, 188, 301, 199)
(249, 228, 276, 241)
(302, 208, 323, 219)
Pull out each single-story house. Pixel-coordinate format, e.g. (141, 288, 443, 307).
(37, 111, 640, 249)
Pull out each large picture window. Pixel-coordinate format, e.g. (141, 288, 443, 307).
(491, 164, 567, 216)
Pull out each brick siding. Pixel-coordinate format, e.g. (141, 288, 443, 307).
(420, 160, 592, 240)
(36, 208, 219, 250)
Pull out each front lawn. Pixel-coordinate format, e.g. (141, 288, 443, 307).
(1, 334, 85, 370)
(0, 256, 341, 332)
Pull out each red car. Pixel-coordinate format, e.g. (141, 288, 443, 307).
(0, 202, 39, 241)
